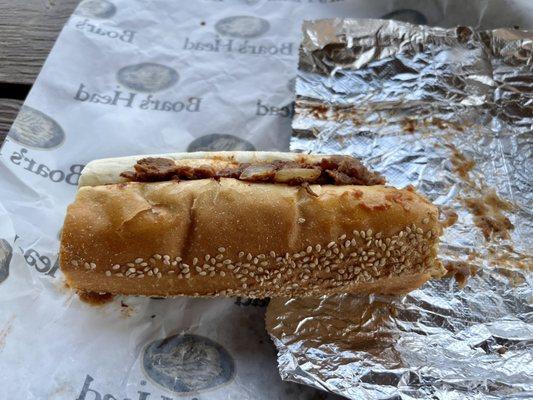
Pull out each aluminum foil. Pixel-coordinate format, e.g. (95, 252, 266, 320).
(267, 19, 533, 399)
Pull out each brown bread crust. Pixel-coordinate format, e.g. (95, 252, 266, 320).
(60, 178, 444, 297)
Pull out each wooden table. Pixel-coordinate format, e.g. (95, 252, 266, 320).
(0, 0, 80, 144)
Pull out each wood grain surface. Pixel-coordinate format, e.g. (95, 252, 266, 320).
(0, 0, 79, 144)
(0, 99, 23, 143)
(0, 0, 80, 86)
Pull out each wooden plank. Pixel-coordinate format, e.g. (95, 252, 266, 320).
(0, 0, 80, 86)
(0, 99, 23, 144)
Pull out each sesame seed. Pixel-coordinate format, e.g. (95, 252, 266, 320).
(147, 271, 153, 276)
(253, 258, 259, 265)
(210, 271, 216, 277)
(196, 266, 202, 272)
(185, 273, 191, 278)
(260, 261, 268, 267)
(327, 241, 335, 248)
(238, 251, 245, 258)
(345, 240, 351, 248)
(128, 267, 136, 273)
(361, 230, 366, 238)
(269, 251, 276, 258)
(112, 264, 120, 270)
(220, 271, 226, 277)
(200, 271, 207, 276)
(169, 270, 175, 274)
(223, 259, 232, 264)
(71, 260, 79, 267)
(340, 234, 347, 240)
(242, 283, 247, 289)
(210, 259, 216, 265)
(171, 261, 178, 266)
(175, 257, 182, 262)
(115, 273, 123, 277)
(228, 264, 236, 269)
(144, 267, 150, 272)
(127, 263, 134, 267)
(149, 258, 155, 263)
(218, 247, 226, 253)
(216, 254, 224, 260)
(105, 271, 111, 276)
(193, 258, 198, 265)
(298, 217, 306, 224)
(246, 253, 252, 261)
(153, 268, 159, 274)
(154, 254, 162, 260)
(163, 255, 170, 261)
(177, 273, 182, 279)
(90, 262, 96, 269)
(140, 262, 148, 267)
(216, 263, 223, 268)
(163, 260, 170, 266)
(134, 258, 142, 264)
(156, 272, 162, 278)
(205, 255, 211, 261)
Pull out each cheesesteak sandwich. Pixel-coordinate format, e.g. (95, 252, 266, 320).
(60, 151, 445, 298)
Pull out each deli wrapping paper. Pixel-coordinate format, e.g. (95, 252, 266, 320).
(0, 0, 532, 399)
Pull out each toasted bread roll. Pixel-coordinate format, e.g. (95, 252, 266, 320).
(60, 152, 444, 298)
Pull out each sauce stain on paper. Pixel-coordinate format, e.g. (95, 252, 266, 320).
(0, 316, 15, 352)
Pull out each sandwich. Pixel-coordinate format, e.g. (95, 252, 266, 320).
(60, 151, 445, 298)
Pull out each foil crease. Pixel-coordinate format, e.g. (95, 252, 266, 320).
(267, 19, 533, 399)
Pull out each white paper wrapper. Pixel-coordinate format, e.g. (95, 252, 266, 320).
(0, 1, 532, 399)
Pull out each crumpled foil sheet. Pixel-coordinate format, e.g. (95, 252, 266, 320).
(266, 19, 533, 399)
